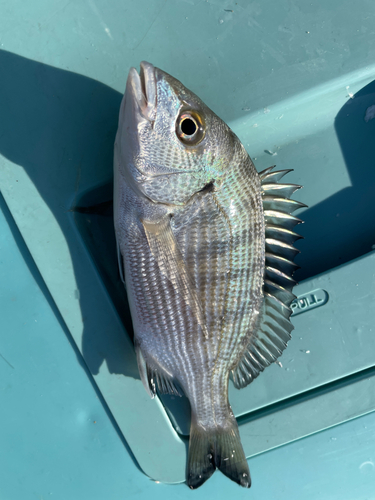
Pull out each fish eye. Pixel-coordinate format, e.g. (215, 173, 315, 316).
(176, 111, 205, 145)
(181, 117, 197, 135)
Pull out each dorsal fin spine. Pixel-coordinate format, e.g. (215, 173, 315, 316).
(231, 166, 305, 389)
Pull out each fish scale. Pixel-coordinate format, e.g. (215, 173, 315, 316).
(114, 61, 304, 489)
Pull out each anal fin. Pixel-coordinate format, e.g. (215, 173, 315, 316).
(136, 343, 183, 398)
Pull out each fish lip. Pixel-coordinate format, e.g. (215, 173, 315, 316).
(127, 61, 157, 121)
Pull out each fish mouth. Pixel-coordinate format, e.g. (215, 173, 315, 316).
(127, 61, 157, 121)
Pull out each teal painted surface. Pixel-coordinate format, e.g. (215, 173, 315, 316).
(1, 193, 375, 500)
(1, 0, 375, 494)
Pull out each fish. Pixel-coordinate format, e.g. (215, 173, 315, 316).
(113, 61, 304, 489)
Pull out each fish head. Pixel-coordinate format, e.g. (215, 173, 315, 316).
(115, 61, 238, 205)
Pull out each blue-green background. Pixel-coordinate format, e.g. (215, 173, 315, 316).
(1, 0, 375, 498)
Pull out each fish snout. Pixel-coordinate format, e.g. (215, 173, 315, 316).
(126, 61, 157, 121)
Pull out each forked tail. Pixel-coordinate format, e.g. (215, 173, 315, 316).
(187, 417, 251, 489)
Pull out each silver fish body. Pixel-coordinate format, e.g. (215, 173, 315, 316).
(114, 62, 304, 489)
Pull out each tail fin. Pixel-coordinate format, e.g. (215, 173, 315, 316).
(187, 420, 251, 489)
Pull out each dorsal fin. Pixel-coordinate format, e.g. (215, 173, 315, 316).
(232, 166, 304, 389)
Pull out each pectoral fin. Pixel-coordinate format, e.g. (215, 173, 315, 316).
(141, 216, 208, 339)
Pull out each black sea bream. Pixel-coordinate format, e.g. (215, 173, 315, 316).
(114, 62, 304, 489)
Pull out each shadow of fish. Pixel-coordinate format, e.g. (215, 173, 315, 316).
(114, 61, 305, 489)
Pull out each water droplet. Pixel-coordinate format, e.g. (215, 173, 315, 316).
(264, 107, 270, 114)
(330, 437, 337, 441)
(359, 461, 375, 472)
(219, 19, 224, 24)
